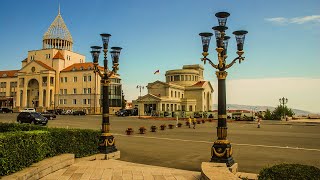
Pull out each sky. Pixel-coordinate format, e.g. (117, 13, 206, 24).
(0, 0, 319, 113)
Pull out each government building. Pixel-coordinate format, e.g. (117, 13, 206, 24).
(132, 64, 214, 117)
(0, 9, 123, 114)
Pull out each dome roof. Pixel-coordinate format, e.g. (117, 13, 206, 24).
(43, 11, 73, 42)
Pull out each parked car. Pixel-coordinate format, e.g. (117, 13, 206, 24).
(41, 112, 57, 120)
(73, 110, 86, 116)
(61, 109, 73, 115)
(117, 109, 132, 117)
(21, 108, 36, 112)
(1, 107, 13, 113)
(47, 109, 63, 115)
(17, 112, 48, 125)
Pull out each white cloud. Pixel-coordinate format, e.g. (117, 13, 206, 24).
(265, 17, 289, 25)
(265, 15, 320, 25)
(290, 15, 320, 24)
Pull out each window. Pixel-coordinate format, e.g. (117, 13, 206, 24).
(83, 88, 87, 94)
(182, 94, 184, 98)
(174, 75, 180, 81)
(162, 104, 165, 111)
(175, 91, 177, 98)
(178, 92, 180, 98)
(83, 99, 87, 104)
(88, 99, 91, 104)
(171, 91, 173, 97)
(181, 75, 184, 81)
(73, 99, 77, 104)
(45, 54, 51, 59)
(88, 88, 91, 94)
(170, 76, 173, 81)
(50, 77, 54, 85)
(189, 105, 193, 111)
(73, 77, 77, 82)
(59, 89, 63, 95)
(88, 75, 92, 82)
(73, 88, 77, 94)
(0, 82, 7, 88)
(60, 77, 63, 83)
(64, 89, 67, 94)
(59, 99, 63, 105)
(64, 99, 67, 104)
(64, 77, 67, 82)
(83, 76, 87, 82)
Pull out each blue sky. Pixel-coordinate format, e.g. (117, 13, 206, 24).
(0, 0, 319, 112)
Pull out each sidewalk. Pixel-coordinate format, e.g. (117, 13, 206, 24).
(40, 159, 202, 180)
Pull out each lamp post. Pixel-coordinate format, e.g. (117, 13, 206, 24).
(279, 97, 288, 120)
(136, 85, 144, 118)
(199, 12, 248, 167)
(90, 33, 122, 154)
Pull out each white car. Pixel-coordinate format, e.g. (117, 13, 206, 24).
(21, 108, 36, 112)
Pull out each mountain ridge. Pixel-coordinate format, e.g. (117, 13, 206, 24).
(213, 104, 315, 115)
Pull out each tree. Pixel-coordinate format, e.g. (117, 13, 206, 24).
(264, 109, 273, 120)
(272, 105, 295, 120)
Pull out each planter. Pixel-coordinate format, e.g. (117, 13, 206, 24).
(202, 120, 205, 123)
(197, 120, 201, 124)
(160, 124, 166, 130)
(126, 128, 134, 135)
(151, 126, 157, 132)
(177, 123, 182, 128)
(168, 124, 174, 129)
(139, 127, 146, 134)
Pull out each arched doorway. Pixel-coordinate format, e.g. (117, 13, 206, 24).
(27, 79, 39, 108)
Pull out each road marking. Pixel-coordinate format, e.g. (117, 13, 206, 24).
(113, 133, 320, 152)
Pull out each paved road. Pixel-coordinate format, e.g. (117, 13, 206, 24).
(1, 113, 320, 173)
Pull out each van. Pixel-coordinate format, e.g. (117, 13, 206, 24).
(21, 108, 36, 112)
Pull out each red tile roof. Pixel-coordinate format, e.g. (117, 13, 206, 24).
(0, 70, 19, 78)
(61, 62, 103, 72)
(53, 51, 65, 60)
(192, 81, 206, 87)
(34, 60, 55, 71)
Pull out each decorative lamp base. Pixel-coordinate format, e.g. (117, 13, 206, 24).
(211, 140, 234, 167)
(99, 134, 117, 154)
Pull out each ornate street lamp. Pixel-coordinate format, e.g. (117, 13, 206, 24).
(279, 97, 288, 120)
(136, 85, 144, 118)
(199, 12, 248, 167)
(90, 33, 122, 154)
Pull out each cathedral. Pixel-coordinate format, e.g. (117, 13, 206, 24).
(0, 9, 123, 114)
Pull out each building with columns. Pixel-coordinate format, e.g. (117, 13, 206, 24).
(0, 9, 122, 114)
(132, 64, 214, 116)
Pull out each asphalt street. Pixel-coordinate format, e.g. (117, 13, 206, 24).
(1, 113, 319, 173)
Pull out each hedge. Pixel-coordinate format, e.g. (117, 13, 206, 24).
(258, 163, 320, 180)
(0, 123, 100, 176)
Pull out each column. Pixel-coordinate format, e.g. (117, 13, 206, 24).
(39, 85, 43, 107)
(22, 82, 27, 107)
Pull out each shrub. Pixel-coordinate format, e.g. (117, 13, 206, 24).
(0, 131, 52, 176)
(0, 123, 100, 176)
(258, 163, 320, 180)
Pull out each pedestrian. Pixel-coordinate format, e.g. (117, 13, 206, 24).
(193, 117, 197, 129)
(257, 117, 261, 128)
(188, 116, 192, 128)
(176, 115, 179, 127)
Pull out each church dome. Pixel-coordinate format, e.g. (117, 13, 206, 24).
(42, 8, 73, 51)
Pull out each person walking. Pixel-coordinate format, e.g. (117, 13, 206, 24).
(257, 117, 261, 128)
(188, 116, 192, 128)
(193, 117, 197, 129)
(176, 115, 179, 127)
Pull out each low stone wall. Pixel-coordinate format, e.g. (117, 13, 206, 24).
(201, 162, 240, 180)
(2, 154, 74, 180)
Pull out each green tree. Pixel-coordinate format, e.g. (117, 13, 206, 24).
(272, 105, 295, 120)
(263, 109, 273, 120)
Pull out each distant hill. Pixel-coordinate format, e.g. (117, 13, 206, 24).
(213, 104, 312, 115)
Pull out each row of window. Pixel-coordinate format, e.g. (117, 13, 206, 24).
(60, 88, 92, 95)
(45, 54, 51, 59)
(161, 104, 194, 111)
(167, 75, 199, 82)
(61, 75, 92, 83)
(59, 99, 91, 105)
(170, 90, 184, 98)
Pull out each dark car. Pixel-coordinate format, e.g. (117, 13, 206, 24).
(117, 109, 132, 116)
(73, 110, 86, 116)
(41, 112, 57, 120)
(1, 107, 13, 113)
(47, 109, 63, 115)
(17, 112, 48, 125)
